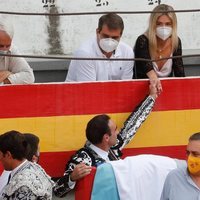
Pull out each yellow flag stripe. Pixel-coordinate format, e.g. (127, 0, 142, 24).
(0, 109, 199, 152)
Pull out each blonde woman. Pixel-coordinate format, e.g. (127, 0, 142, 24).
(134, 4, 185, 92)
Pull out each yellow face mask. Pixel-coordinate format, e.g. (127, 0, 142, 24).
(187, 155, 200, 175)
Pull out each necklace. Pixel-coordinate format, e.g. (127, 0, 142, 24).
(157, 41, 171, 59)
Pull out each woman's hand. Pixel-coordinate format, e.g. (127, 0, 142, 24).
(147, 70, 162, 95)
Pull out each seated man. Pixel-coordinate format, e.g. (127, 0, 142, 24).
(53, 83, 158, 197)
(0, 16, 34, 84)
(66, 13, 134, 82)
(0, 130, 53, 199)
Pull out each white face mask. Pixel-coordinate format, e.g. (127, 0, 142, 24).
(0, 50, 9, 55)
(156, 26, 172, 41)
(99, 38, 119, 53)
(0, 50, 9, 60)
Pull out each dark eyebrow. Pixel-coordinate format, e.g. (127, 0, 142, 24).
(101, 33, 110, 38)
(187, 150, 200, 155)
(101, 33, 120, 40)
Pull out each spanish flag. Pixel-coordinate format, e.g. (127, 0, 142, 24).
(0, 78, 199, 177)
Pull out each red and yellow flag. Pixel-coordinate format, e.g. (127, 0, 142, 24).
(0, 78, 199, 176)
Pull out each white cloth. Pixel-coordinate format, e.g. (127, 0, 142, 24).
(0, 170, 11, 196)
(66, 36, 134, 82)
(0, 45, 34, 84)
(153, 56, 172, 77)
(109, 155, 177, 200)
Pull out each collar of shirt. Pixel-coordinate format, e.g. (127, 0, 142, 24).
(183, 167, 200, 190)
(10, 159, 28, 179)
(89, 143, 109, 161)
(94, 36, 120, 58)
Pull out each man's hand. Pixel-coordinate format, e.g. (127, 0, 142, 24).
(150, 78, 162, 95)
(3, 78, 11, 84)
(70, 163, 92, 181)
(0, 71, 11, 84)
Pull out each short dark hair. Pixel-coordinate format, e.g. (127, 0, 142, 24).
(24, 133, 39, 161)
(98, 13, 124, 34)
(86, 114, 111, 144)
(0, 130, 28, 160)
(189, 132, 200, 141)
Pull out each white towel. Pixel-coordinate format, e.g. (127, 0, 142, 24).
(109, 155, 177, 200)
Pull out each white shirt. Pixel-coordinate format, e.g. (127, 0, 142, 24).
(0, 170, 11, 196)
(0, 45, 35, 84)
(89, 143, 109, 161)
(153, 56, 172, 77)
(66, 37, 134, 82)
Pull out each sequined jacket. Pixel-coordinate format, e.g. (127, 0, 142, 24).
(53, 95, 155, 197)
(1, 161, 54, 200)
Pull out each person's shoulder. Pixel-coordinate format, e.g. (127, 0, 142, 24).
(74, 37, 97, 57)
(9, 45, 27, 63)
(177, 36, 181, 41)
(4, 162, 53, 198)
(68, 146, 94, 166)
(136, 34, 148, 42)
(23, 162, 52, 182)
(166, 166, 186, 180)
(177, 36, 182, 44)
(73, 146, 93, 158)
(118, 41, 132, 50)
(118, 41, 134, 56)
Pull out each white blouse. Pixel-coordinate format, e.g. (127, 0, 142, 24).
(153, 56, 172, 77)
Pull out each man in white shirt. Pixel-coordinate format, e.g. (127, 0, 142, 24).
(66, 13, 134, 82)
(0, 16, 34, 84)
(0, 131, 53, 200)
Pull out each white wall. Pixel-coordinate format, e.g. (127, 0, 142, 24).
(0, 0, 200, 55)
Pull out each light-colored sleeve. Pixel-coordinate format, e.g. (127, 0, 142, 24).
(0, 170, 11, 194)
(121, 50, 134, 80)
(160, 171, 173, 200)
(7, 56, 35, 84)
(66, 50, 96, 82)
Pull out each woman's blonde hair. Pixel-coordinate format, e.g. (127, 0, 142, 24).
(146, 4, 178, 59)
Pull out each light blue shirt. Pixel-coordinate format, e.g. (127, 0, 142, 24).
(160, 165, 200, 200)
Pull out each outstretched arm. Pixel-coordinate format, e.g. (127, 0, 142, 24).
(112, 83, 158, 151)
